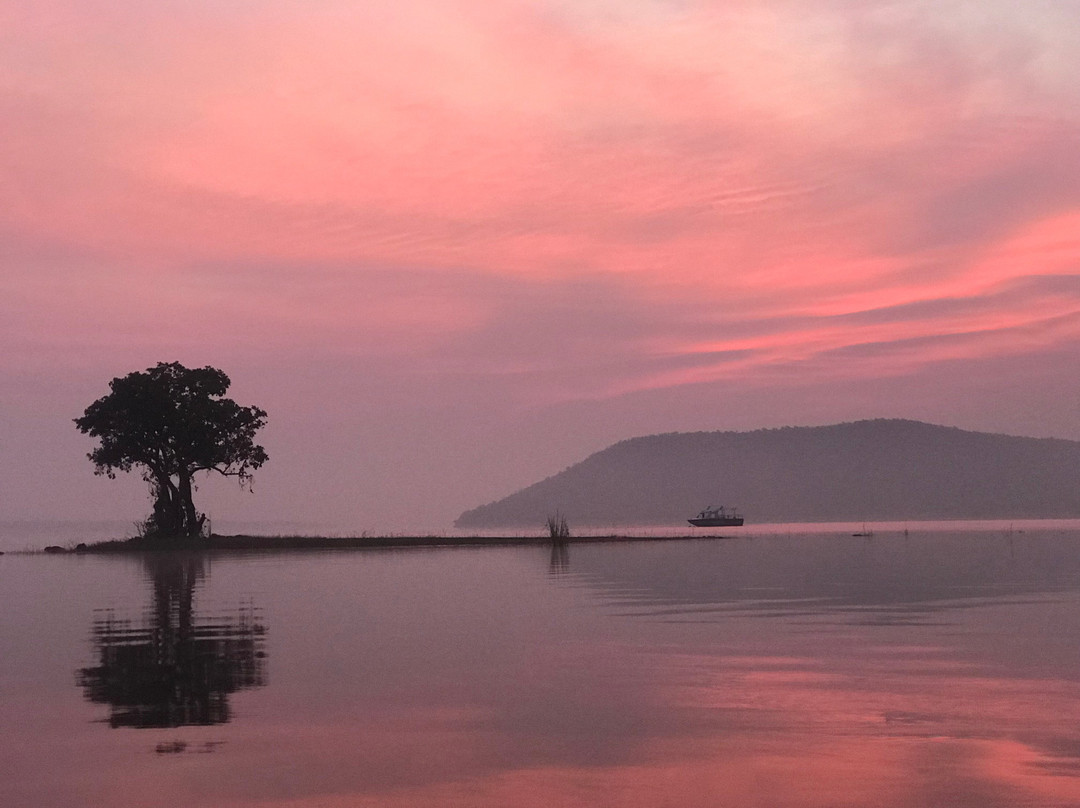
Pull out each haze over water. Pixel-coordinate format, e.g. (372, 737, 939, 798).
(5, 524, 1080, 807)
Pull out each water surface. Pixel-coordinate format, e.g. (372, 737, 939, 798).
(4, 526, 1080, 807)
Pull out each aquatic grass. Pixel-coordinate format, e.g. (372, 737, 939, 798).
(546, 511, 570, 540)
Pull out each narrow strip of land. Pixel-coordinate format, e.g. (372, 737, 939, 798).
(54, 532, 740, 554)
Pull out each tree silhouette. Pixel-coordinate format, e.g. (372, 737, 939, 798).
(75, 362, 268, 538)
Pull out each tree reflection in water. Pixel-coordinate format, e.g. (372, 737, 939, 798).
(77, 554, 266, 728)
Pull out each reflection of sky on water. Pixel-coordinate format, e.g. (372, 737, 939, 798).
(3, 531, 1080, 806)
(566, 531, 1080, 612)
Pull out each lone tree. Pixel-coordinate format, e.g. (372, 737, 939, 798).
(75, 362, 268, 539)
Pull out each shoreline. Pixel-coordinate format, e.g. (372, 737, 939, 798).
(23, 517, 1077, 555)
(39, 532, 743, 554)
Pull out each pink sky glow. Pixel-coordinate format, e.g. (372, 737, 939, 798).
(2, 0, 1080, 531)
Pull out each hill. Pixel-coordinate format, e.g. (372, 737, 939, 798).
(455, 420, 1080, 527)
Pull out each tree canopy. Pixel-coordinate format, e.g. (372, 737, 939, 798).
(75, 362, 268, 538)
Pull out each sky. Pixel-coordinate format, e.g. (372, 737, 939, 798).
(2, 0, 1080, 533)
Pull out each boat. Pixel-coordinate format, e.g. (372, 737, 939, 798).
(688, 505, 744, 527)
(852, 523, 874, 537)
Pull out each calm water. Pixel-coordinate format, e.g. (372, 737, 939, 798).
(4, 526, 1080, 807)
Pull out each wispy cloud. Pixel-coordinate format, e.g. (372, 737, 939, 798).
(3, 0, 1080, 524)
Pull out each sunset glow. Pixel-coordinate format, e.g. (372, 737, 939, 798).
(3, 0, 1079, 529)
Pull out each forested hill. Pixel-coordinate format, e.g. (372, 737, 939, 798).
(455, 420, 1080, 527)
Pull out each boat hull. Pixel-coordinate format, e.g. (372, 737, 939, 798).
(688, 517, 744, 527)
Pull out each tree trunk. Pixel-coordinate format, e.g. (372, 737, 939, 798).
(177, 470, 203, 538)
(150, 473, 184, 538)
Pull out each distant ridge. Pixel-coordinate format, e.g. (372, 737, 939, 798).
(455, 420, 1080, 527)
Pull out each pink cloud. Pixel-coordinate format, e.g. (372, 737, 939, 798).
(3, 0, 1080, 526)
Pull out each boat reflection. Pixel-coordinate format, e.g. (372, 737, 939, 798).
(77, 553, 266, 728)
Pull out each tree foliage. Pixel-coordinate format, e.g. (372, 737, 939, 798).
(75, 362, 268, 538)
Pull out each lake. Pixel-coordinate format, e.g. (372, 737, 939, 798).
(4, 523, 1080, 807)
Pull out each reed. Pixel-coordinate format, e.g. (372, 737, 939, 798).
(545, 511, 570, 540)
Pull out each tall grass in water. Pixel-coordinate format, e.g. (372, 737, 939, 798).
(546, 511, 570, 540)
